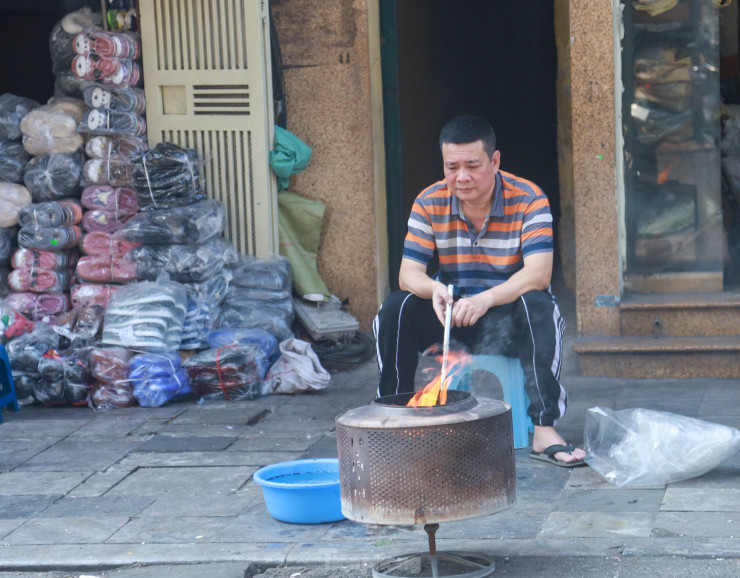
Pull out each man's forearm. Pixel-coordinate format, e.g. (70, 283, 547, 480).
(398, 265, 442, 299)
(487, 267, 550, 307)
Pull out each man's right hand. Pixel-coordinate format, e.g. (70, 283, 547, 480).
(432, 282, 454, 326)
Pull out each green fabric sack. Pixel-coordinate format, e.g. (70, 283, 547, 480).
(278, 191, 330, 301)
(269, 126, 312, 191)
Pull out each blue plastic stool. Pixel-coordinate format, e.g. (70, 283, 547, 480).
(448, 354, 533, 449)
(0, 344, 19, 423)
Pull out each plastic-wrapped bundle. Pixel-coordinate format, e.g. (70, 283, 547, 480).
(89, 346, 129, 382)
(90, 379, 135, 409)
(217, 303, 294, 342)
(11, 372, 43, 402)
(81, 184, 139, 212)
(6, 322, 59, 372)
(55, 304, 104, 347)
(130, 237, 238, 283)
(0, 183, 32, 228)
(8, 268, 71, 293)
(102, 278, 187, 350)
(81, 208, 136, 233)
(72, 55, 141, 87)
(22, 151, 84, 202)
(217, 256, 294, 341)
(0, 299, 34, 341)
(36, 348, 91, 406)
(183, 345, 263, 401)
(231, 255, 292, 292)
(70, 283, 118, 308)
(85, 135, 147, 162)
(6, 292, 70, 320)
(12, 248, 77, 270)
(119, 200, 225, 245)
(79, 109, 146, 137)
(73, 30, 141, 59)
(206, 328, 279, 379)
(20, 99, 85, 156)
(17, 200, 83, 228)
(0, 93, 40, 140)
(82, 158, 134, 186)
(129, 350, 192, 407)
(18, 224, 82, 250)
(80, 231, 138, 258)
(132, 143, 205, 209)
(49, 6, 102, 76)
(76, 254, 136, 283)
(54, 72, 88, 99)
(180, 271, 231, 349)
(0, 228, 15, 266)
(83, 84, 146, 114)
(0, 139, 30, 182)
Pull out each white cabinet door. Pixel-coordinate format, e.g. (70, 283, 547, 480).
(139, 0, 277, 257)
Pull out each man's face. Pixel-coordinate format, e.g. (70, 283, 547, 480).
(442, 140, 500, 206)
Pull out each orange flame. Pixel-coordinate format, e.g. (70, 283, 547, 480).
(407, 351, 471, 408)
(657, 158, 675, 185)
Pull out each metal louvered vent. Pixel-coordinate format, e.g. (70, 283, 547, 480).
(140, 0, 276, 257)
(193, 85, 250, 116)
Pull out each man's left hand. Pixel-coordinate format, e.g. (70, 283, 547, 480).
(451, 292, 492, 327)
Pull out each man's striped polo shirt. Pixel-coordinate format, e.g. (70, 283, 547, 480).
(403, 170, 553, 295)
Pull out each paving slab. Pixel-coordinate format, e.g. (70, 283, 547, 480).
(0, 440, 55, 472)
(136, 435, 237, 452)
(39, 497, 155, 519)
(228, 435, 320, 453)
(652, 511, 740, 538)
(539, 511, 655, 538)
(2, 515, 130, 545)
(0, 418, 90, 439)
(0, 471, 91, 495)
(556, 488, 665, 513)
(110, 451, 298, 470)
(0, 495, 62, 519)
(12, 438, 144, 473)
(661, 488, 740, 512)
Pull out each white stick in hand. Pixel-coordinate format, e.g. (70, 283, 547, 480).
(440, 284, 454, 389)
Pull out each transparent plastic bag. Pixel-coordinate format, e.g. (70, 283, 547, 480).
(585, 407, 740, 488)
(129, 350, 192, 407)
(119, 199, 225, 245)
(101, 277, 187, 350)
(0, 139, 30, 183)
(49, 6, 103, 75)
(131, 143, 205, 209)
(0, 183, 32, 228)
(130, 236, 238, 283)
(0, 93, 40, 141)
(22, 151, 84, 202)
(206, 327, 278, 379)
(183, 344, 263, 401)
(20, 99, 85, 155)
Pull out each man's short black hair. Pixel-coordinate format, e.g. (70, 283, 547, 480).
(439, 115, 496, 158)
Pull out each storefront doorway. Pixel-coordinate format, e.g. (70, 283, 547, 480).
(380, 0, 560, 289)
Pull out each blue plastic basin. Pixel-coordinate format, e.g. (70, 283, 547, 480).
(252, 458, 344, 524)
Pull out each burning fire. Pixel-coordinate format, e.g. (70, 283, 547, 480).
(407, 350, 471, 408)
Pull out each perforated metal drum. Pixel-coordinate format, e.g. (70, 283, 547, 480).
(335, 391, 516, 526)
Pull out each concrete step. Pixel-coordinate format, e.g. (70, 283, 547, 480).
(619, 291, 740, 337)
(572, 335, 740, 378)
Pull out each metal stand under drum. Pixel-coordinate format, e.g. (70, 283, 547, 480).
(372, 524, 495, 578)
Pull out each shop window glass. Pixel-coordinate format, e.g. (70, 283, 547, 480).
(621, 0, 726, 292)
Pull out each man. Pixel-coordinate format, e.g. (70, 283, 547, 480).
(373, 115, 586, 467)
